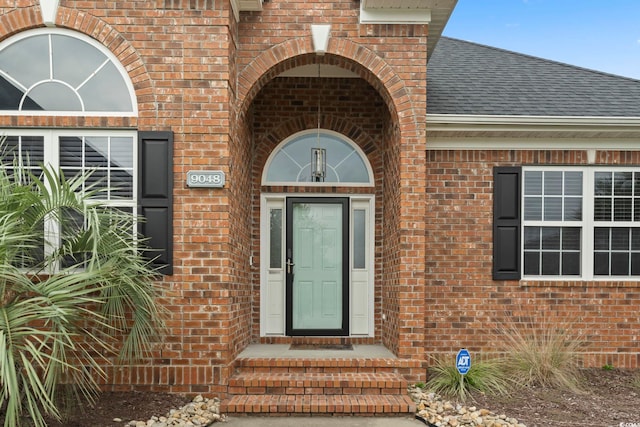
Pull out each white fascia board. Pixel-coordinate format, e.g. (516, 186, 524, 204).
(360, 3, 431, 24)
(239, 0, 263, 11)
(230, 0, 240, 21)
(426, 137, 640, 151)
(426, 114, 640, 150)
(427, 114, 640, 127)
(427, 114, 640, 133)
(230, 0, 263, 22)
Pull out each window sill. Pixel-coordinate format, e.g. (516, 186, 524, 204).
(520, 279, 640, 288)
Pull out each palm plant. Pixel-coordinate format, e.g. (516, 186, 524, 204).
(0, 159, 165, 427)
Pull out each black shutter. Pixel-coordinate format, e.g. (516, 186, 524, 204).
(493, 167, 521, 280)
(138, 131, 173, 275)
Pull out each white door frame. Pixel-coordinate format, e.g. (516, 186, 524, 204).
(260, 193, 375, 337)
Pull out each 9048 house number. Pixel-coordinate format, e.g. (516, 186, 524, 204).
(186, 170, 226, 188)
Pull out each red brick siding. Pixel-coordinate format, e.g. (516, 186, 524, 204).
(0, 0, 468, 393)
(249, 76, 390, 341)
(425, 149, 640, 368)
(0, 0, 241, 394)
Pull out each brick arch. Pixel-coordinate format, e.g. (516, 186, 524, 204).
(0, 6, 154, 117)
(237, 37, 411, 125)
(253, 114, 382, 187)
(0, 6, 40, 39)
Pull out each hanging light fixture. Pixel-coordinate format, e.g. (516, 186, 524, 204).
(310, 25, 330, 182)
(311, 147, 326, 182)
(311, 61, 326, 182)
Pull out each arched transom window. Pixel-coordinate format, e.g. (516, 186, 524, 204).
(263, 130, 373, 186)
(0, 28, 136, 115)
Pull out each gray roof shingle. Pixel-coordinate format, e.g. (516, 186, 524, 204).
(427, 37, 640, 117)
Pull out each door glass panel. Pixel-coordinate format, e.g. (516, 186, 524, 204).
(292, 202, 342, 330)
(270, 208, 282, 269)
(353, 209, 366, 269)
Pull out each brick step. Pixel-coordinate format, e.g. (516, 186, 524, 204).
(221, 394, 416, 416)
(228, 371, 408, 395)
(233, 357, 424, 378)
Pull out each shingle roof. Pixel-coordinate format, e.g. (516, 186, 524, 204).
(427, 37, 640, 117)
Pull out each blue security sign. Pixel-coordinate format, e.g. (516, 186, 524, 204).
(456, 348, 471, 375)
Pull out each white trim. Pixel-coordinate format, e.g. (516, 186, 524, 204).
(0, 28, 138, 117)
(360, 2, 431, 24)
(259, 193, 376, 337)
(428, 114, 640, 126)
(238, 0, 263, 11)
(229, 0, 239, 21)
(39, 0, 60, 27)
(350, 196, 375, 336)
(521, 166, 640, 281)
(261, 129, 375, 187)
(1, 128, 138, 272)
(427, 137, 640, 151)
(427, 114, 640, 140)
(21, 79, 85, 111)
(311, 25, 331, 56)
(260, 197, 286, 335)
(230, 0, 263, 21)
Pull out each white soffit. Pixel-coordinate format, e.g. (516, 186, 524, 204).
(359, 0, 457, 58)
(360, 2, 431, 24)
(426, 114, 640, 142)
(230, 0, 263, 21)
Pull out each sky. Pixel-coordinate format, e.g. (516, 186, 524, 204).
(442, 0, 640, 80)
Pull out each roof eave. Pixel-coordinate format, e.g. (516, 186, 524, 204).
(427, 114, 640, 139)
(230, 0, 263, 21)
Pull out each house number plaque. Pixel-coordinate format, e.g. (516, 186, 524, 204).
(186, 170, 225, 188)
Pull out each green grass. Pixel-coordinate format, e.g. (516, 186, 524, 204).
(631, 373, 640, 390)
(426, 354, 511, 402)
(496, 317, 585, 393)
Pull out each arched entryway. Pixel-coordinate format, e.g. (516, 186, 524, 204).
(260, 129, 375, 337)
(231, 38, 428, 359)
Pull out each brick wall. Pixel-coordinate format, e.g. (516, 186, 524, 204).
(249, 76, 390, 341)
(425, 149, 640, 368)
(1, 0, 433, 393)
(0, 0, 240, 394)
(237, 0, 427, 359)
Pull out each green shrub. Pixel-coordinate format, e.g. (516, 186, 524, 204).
(631, 372, 640, 390)
(0, 159, 165, 427)
(426, 354, 511, 402)
(497, 317, 585, 392)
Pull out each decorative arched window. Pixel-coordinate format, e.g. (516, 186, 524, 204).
(0, 29, 175, 274)
(263, 130, 373, 186)
(0, 28, 136, 115)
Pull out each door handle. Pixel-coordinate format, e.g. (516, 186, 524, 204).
(286, 258, 295, 274)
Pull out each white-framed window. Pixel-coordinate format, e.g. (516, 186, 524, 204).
(523, 167, 640, 279)
(0, 28, 136, 116)
(1, 129, 138, 270)
(0, 25, 143, 272)
(262, 129, 374, 186)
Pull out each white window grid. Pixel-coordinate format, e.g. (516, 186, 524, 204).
(522, 166, 640, 280)
(1, 129, 138, 272)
